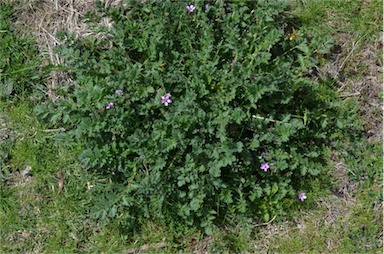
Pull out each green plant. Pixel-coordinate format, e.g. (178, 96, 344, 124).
(37, 0, 360, 234)
(0, 2, 44, 98)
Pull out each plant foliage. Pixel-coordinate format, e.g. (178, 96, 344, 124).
(36, 0, 359, 233)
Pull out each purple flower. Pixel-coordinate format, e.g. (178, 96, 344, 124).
(186, 4, 196, 13)
(106, 102, 114, 110)
(260, 162, 270, 172)
(205, 4, 209, 10)
(115, 89, 122, 94)
(341, 151, 348, 155)
(161, 92, 172, 106)
(299, 192, 307, 202)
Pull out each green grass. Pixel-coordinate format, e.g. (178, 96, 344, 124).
(257, 1, 383, 253)
(0, 0, 383, 253)
(290, 0, 382, 41)
(263, 141, 382, 253)
(2, 103, 380, 253)
(0, 101, 87, 252)
(0, 100, 201, 252)
(0, 2, 44, 98)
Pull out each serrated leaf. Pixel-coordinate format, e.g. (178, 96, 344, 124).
(63, 114, 70, 124)
(190, 195, 204, 212)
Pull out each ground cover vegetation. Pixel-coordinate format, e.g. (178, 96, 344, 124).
(0, 0, 382, 253)
(0, 3, 45, 98)
(36, 0, 359, 233)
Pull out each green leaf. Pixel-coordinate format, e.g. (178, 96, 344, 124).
(147, 86, 155, 93)
(63, 114, 70, 124)
(190, 194, 205, 212)
(263, 213, 270, 222)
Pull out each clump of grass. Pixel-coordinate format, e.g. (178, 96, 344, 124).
(0, 101, 86, 252)
(8, 0, 95, 89)
(290, 0, 382, 41)
(0, 2, 47, 98)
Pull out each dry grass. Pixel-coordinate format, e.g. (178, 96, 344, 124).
(10, 0, 95, 60)
(250, 15, 382, 252)
(8, 0, 95, 92)
(322, 32, 383, 142)
(249, 163, 358, 253)
(8, 0, 123, 94)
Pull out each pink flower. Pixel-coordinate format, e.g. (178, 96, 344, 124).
(106, 102, 114, 109)
(299, 192, 307, 202)
(186, 5, 196, 13)
(260, 162, 270, 172)
(161, 92, 172, 106)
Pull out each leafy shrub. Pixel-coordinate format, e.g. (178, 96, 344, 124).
(37, 0, 359, 233)
(0, 3, 43, 98)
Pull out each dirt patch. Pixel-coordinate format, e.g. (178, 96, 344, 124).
(0, 113, 14, 179)
(332, 160, 358, 201)
(249, 222, 292, 253)
(189, 235, 213, 254)
(0, 113, 14, 145)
